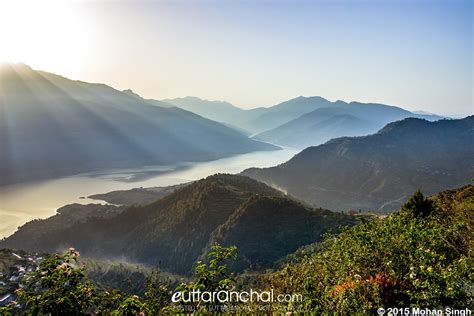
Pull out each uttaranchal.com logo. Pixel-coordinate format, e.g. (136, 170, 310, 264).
(171, 288, 302, 304)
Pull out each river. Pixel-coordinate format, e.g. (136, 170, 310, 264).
(0, 148, 298, 238)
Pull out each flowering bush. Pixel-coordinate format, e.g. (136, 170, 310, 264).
(16, 248, 97, 315)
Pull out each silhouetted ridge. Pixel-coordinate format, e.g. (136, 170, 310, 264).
(0, 65, 277, 185)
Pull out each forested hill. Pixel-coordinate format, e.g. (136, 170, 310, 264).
(0, 174, 356, 274)
(243, 116, 474, 212)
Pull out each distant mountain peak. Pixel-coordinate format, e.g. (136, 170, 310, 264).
(183, 96, 204, 101)
(122, 89, 142, 99)
(169, 96, 234, 106)
(297, 95, 327, 101)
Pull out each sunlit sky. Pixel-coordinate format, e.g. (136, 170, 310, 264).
(0, 0, 472, 116)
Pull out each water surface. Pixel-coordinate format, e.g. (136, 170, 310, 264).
(0, 148, 298, 238)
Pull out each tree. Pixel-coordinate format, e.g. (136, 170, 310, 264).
(113, 295, 146, 315)
(193, 243, 238, 291)
(401, 189, 434, 217)
(169, 243, 238, 312)
(143, 270, 171, 314)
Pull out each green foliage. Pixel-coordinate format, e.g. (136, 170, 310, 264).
(176, 243, 237, 292)
(113, 295, 146, 316)
(171, 243, 238, 312)
(194, 244, 237, 290)
(16, 248, 97, 315)
(94, 289, 125, 315)
(0, 303, 15, 316)
(268, 187, 474, 313)
(143, 270, 172, 314)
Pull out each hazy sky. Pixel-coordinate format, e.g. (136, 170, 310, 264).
(0, 0, 472, 116)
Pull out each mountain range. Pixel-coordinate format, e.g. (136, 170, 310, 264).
(253, 100, 444, 148)
(163, 96, 444, 147)
(0, 63, 450, 187)
(161, 96, 265, 134)
(0, 63, 276, 185)
(0, 174, 356, 274)
(242, 116, 474, 212)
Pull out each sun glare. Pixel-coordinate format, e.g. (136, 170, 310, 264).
(0, 0, 94, 76)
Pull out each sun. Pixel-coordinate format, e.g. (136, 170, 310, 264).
(0, 0, 94, 76)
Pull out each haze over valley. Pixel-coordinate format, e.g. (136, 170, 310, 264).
(0, 63, 277, 187)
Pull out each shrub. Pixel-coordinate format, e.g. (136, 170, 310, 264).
(268, 188, 473, 313)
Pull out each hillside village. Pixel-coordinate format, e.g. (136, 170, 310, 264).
(0, 249, 43, 307)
